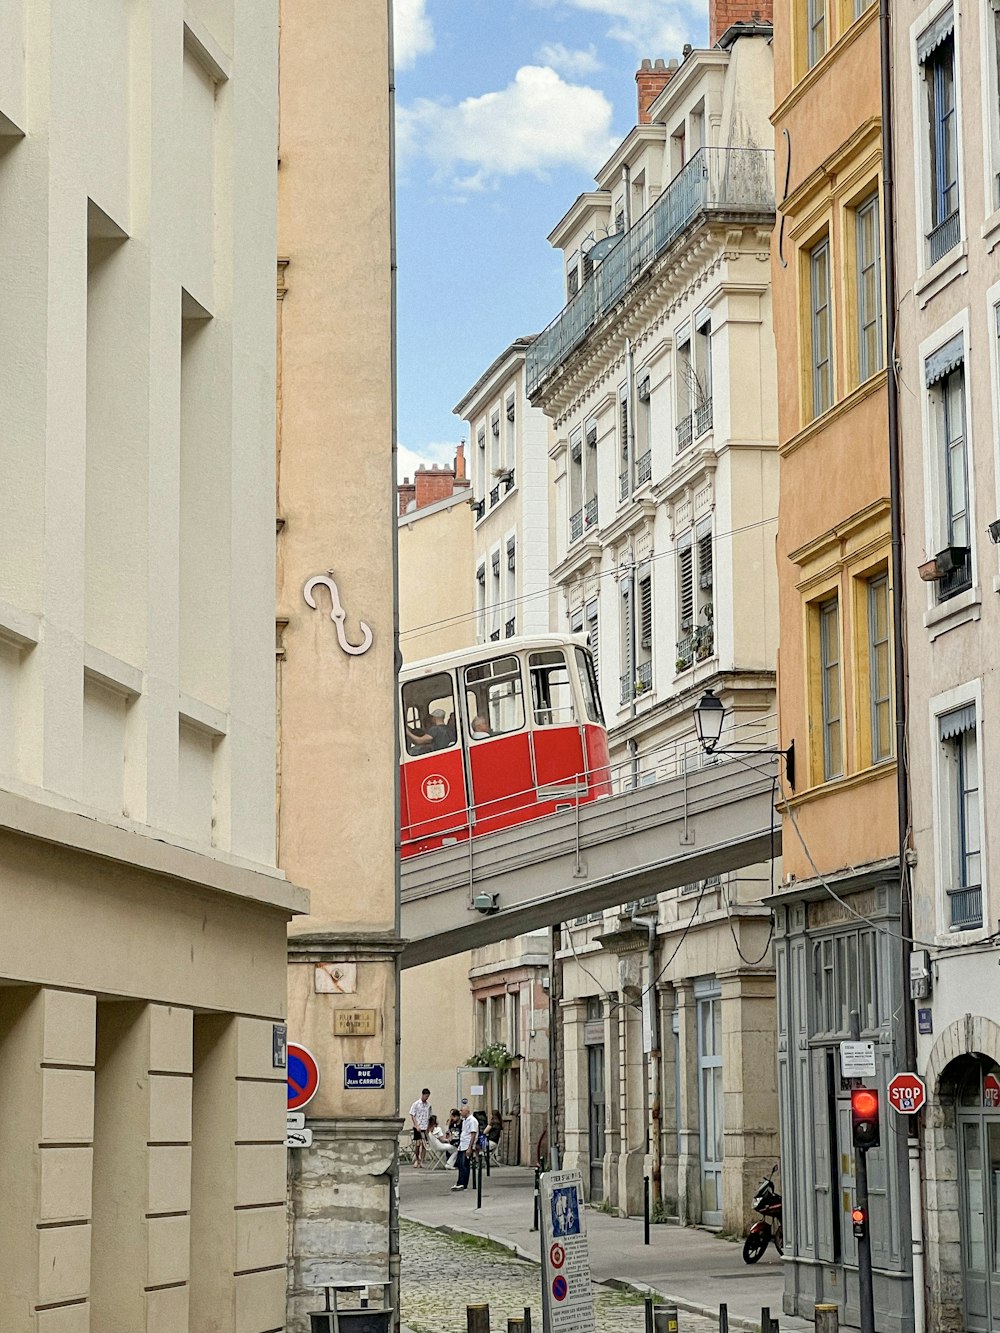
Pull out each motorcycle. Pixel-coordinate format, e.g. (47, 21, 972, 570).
(743, 1164, 783, 1263)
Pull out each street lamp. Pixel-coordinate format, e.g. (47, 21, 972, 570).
(693, 690, 796, 791)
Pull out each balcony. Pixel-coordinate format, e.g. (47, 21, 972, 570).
(526, 147, 775, 398)
(620, 661, 653, 705)
(585, 497, 598, 529)
(505, 618, 516, 638)
(570, 509, 584, 542)
(928, 210, 960, 266)
(636, 450, 652, 485)
(504, 469, 516, 493)
(695, 398, 713, 437)
(490, 485, 501, 508)
(472, 498, 485, 521)
(620, 471, 630, 501)
(948, 883, 982, 931)
(489, 629, 501, 643)
(677, 415, 693, 450)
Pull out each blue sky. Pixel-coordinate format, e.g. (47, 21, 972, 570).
(394, 0, 708, 481)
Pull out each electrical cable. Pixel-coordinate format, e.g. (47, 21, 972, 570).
(399, 512, 778, 646)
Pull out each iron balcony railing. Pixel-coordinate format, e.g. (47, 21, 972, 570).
(948, 883, 982, 931)
(527, 147, 775, 397)
(505, 618, 516, 638)
(928, 210, 960, 265)
(677, 414, 694, 450)
(570, 509, 584, 542)
(620, 470, 630, 501)
(695, 398, 713, 437)
(472, 498, 485, 520)
(585, 497, 598, 529)
(636, 451, 652, 485)
(490, 485, 501, 508)
(504, 469, 516, 493)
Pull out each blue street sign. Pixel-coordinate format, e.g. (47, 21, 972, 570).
(344, 1062, 386, 1090)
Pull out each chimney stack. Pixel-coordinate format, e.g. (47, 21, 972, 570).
(397, 477, 415, 516)
(454, 441, 467, 483)
(709, 0, 772, 46)
(635, 57, 676, 126)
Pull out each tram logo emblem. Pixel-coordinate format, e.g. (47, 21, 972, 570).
(422, 775, 450, 803)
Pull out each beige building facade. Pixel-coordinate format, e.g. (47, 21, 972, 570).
(276, 1, 399, 1327)
(892, 1, 1000, 1327)
(0, 2, 305, 1330)
(528, 17, 781, 1229)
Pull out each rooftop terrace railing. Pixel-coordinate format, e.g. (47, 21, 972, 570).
(526, 147, 775, 398)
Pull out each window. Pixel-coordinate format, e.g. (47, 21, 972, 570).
(807, 0, 827, 68)
(920, 20, 959, 263)
(635, 375, 651, 484)
(678, 538, 694, 633)
(567, 252, 580, 298)
(576, 646, 604, 725)
(853, 0, 874, 21)
(465, 655, 525, 737)
(867, 574, 892, 763)
(926, 347, 971, 600)
(810, 237, 834, 419)
(819, 596, 843, 780)
(619, 573, 632, 705)
(676, 331, 693, 450)
(938, 703, 982, 930)
(504, 393, 515, 466)
(402, 672, 458, 757)
(529, 650, 575, 726)
(636, 564, 653, 692)
(855, 194, 883, 382)
(476, 565, 486, 642)
(569, 426, 583, 542)
(490, 549, 502, 638)
(694, 313, 713, 437)
(585, 598, 599, 677)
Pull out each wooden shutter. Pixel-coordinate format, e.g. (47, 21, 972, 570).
(586, 599, 599, 673)
(698, 525, 713, 590)
(678, 543, 694, 629)
(638, 569, 653, 648)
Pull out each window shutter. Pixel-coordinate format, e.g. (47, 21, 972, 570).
(620, 395, 629, 458)
(476, 564, 486, 585)
(638, 570, 653, 648)
(586, 599, 599, 673)
(621, 583, 632, 679)
(477, 428, 486, 450)
(698, 525, 713, 590)
(506, 394, 515, 423)
(679, 542, 694, 628)
(491, 411, 500, 436)
(506, 537, 516, 570)
(492, 552, 500, 576)
(570, 607, 584, 635)
(586, 423, 598, 447)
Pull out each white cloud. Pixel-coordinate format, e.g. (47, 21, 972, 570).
(538, 0, 708, 56)
(396, 65, 617, 191)
(393, 0, 434, 70)
(397, 441, 460, 484)
(535, 41, 603, 76)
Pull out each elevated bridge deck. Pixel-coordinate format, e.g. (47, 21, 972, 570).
(400, 735, 782, 968)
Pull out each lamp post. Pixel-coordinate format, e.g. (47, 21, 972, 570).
(693, 691, 796, 791)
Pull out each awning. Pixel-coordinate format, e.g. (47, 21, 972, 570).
(939, 702, 975, 741)
(917, 8, 954, 63)
(924, 332, 964, 387)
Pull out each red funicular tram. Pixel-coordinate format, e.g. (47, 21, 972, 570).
(400, 634, 611, 857)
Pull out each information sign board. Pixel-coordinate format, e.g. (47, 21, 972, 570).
(540, 1170, 596, 1333)
(840, 1040, 877, 1079)
(287, 1127, 314, 1149)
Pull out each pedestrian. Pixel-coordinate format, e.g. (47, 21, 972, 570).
(409, 1087, 431, 1167)
(452, 1101, 480, 1191)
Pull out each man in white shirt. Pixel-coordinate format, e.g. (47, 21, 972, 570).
(452, 1103, 480, 1191)
(409, 1088, 431, 1167)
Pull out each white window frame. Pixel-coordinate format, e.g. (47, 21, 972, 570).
(910, 0, 966, 278)
(918, 311, 979, 632)
(979, 0, 1000, 219)
(929, 679, 987, 941)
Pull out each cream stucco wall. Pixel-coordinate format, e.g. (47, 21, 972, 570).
(0, 2, 298, 1328)
(276, 0, 399, 1323)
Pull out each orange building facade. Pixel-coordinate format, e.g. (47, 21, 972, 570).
(769, 0, 913, 1327)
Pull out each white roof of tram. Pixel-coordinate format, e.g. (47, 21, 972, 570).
(400, 633, 591, 682)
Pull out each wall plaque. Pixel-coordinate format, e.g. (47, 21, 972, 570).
(334, 1008, 377, 1037)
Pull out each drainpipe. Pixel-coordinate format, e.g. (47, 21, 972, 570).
(879, 0, 924, 1325)
(624, 338, 637, 718)
(644, 917, 662, 1213)
(622, 164, 632, 231)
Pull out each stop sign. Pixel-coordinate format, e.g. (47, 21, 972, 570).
(887, 1071, 926, 1114)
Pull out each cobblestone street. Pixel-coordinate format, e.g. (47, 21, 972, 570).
(400, 1219, 722, 1333)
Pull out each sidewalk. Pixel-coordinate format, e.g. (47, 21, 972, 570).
(399, 1166, 812, 1332)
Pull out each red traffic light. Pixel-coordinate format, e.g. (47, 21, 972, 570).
(851, 1087, 880, 1151)
(851, 1205, 868, 1238)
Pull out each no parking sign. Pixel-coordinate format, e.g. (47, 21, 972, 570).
(287, 1043, 320, 1111)
(539, 1171, 595, 1333)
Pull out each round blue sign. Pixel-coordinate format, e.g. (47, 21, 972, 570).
(551, 1276, 568, 1303)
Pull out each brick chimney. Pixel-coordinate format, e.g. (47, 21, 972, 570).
(413, 462, 458, 510)
(397, 476, 416, 516)
(635, 58, 677, 125)
(454, 441, 467, 484)
(709, 0, 772, 45)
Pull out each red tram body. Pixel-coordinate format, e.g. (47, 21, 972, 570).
(400, 635, 611, 858)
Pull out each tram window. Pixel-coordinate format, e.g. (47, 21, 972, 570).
(464, 655, 525, 737)
(402, 673, 458, 757)
(529, 650, 576, 727)
(575, 648, 604, 725)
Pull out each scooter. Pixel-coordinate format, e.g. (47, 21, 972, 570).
(743, 1164, 783, 1263)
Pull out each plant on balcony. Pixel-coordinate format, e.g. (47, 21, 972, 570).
(634, 678, 649, 695)
(467, 1042, 514, 1071)
(694, 606, 715, 661)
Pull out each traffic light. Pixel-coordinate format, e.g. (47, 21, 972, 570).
(852, 1203, 868, 1238)
(851, 1087, 880, 1151)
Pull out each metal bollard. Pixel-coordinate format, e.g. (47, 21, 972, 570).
(718, 1303, 729, 1333)
(467, 1305, 491, 1333)
(652, 1305, 679, 1333)
(644, 1296, 654, 1333)
(531, 1167, 540, 1231)
(643, 1176, 650, 1246)
(476, 1154, 483, 1209)
(815, 1305, 839, 1333)
(523, 1307, 532, 1333)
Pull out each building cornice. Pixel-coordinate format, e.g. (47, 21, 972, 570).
(453, 338, 535, 419)
(287, 932, 405, 960)
(552, 538, 603, 587)
(780, 118, 882, 224)
(778, 369, 888, 460)
(771, 3, 879, 128)
(548, 191, 613, 250)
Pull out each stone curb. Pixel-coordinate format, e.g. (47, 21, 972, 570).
(402, 1215, 763, 1333)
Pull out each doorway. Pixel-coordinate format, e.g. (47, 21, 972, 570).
(696, 988, 723, 1226)
(585, 997, 606, 1201)
(954, 1058, 1000, 1330)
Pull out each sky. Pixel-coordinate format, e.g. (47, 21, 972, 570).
(393, 0, 708, 482)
